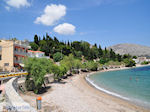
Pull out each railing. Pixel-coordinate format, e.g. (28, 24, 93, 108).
(14, 51, 28, 56)
(0, 72, 28, 78)
(14, 60, 23, 64)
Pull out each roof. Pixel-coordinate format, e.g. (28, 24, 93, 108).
(28, 50, 44, 53)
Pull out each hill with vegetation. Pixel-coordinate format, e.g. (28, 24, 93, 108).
(30, 34, 134, 63)
(26, 34, 136, 93)
(108, 43, 150, 58)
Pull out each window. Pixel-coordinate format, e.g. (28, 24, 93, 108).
(15, 47, 18, 51)
(4, 63, 9, 66)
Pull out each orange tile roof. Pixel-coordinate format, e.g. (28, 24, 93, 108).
(28, 50, 44, 53)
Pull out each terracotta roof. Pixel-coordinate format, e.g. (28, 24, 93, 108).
(28, 50, 44, 53)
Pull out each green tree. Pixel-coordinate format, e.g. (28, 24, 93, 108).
(141, 61, 149, 65)
(34, 35, 39, 45)
(98, 45, 103, 57)
(30, 42, 39, 51)
(60, 54, 82, 73)
(52, 64, 67, 81)
(24, 58, 53, 93)
(109, 49, 116, 61)
(133, 56, 137, 59)
(123, 58, 136, 67)
(53, 52, 63, 62)
(86, 61, 99, 71)
(116, 54, 122, 62)
(39, 40, 49, 56)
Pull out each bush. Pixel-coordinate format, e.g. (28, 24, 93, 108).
(52, 64, 67, 81)
(141, 61, 149, 65)
(53, 52, 63, 62)
(123, 58, 136, 67)
(60, 54, 82, 73)
(105, 60, 124, 66)
(99, 58, 109, 64)
(86, 61, 99, 71)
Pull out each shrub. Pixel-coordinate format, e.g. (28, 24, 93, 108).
(141, 61, 149, 65)
(123, 58, 136, 67)
(53, 52, 63, 62)
(86, 61, 99, 71)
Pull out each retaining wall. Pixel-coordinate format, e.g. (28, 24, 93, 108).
(5, 77, 37, 112)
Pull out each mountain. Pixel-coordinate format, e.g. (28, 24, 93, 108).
(108, 43, 150, 57)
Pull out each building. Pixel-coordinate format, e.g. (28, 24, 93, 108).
(133, 57, 147, 64)
(0, 40, 30, 71)
(28, 50, 45, 58)
(28, 50, 49, 59)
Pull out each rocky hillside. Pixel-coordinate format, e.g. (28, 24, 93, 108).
(108, 43, 150, 57)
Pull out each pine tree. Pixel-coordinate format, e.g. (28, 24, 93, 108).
(34, 35, 39, 45)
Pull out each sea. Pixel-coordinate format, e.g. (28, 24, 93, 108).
(87, 65, 150, 109)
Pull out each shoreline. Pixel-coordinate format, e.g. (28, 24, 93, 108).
(20, 64, 150, 112)
(84, 64, 150, 111)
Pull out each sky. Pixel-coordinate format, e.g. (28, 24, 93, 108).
(0, 0, 150, 48)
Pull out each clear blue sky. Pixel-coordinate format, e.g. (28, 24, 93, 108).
(0, 0, 150, 48)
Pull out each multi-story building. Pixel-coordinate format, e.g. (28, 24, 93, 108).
(0, 40, 30, 71)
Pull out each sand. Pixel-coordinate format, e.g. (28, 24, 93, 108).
(20, 67, 150, 112)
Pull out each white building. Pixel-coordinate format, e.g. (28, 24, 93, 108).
(28, 50, 45, 58)
(133, 57, 148, 64)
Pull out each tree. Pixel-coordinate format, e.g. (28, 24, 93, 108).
(133, 56, 137, 59)
(86, 61, 99, 71)
(11, 37, 18, 41)
(123, 58, 136, 67)
(73, 51, 82, 58)
(99, 57, 109, 64)
(51, 64, 67, 81)
(60, 54, 75, 72)
(116, 54, 122, 62)
(34, 35, 39, 45)
(141, 61, 149, 65)
(98, 45, 103, 57)
(30, 42, 39, 51)
(60, 54, 82, 73)
(39, 40, 49, 56)
(24, 58, 53, 93)
(109, 49, 116, 61)
(53, 52, 63, 62)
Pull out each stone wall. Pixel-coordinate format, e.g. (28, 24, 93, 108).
(5, 77, 37, 112)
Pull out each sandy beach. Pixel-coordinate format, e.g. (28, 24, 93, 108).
(20, 66, 150, 112)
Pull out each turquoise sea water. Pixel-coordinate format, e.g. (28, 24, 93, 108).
(88, 66, 150, 108)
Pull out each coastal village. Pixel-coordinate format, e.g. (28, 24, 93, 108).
(0, 39, 150, 112)
(0, 39, 150, 72)
(1, 0, 150, 112)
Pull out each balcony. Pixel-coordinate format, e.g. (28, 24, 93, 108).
(14, 51, 28, 56)
(14, 40, 30, 48)
(14, 60, 23, 64)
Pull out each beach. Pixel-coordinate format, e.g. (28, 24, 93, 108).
(20, 66, 150, 112)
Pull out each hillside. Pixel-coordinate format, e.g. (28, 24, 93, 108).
(108, 43, 150, 57)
